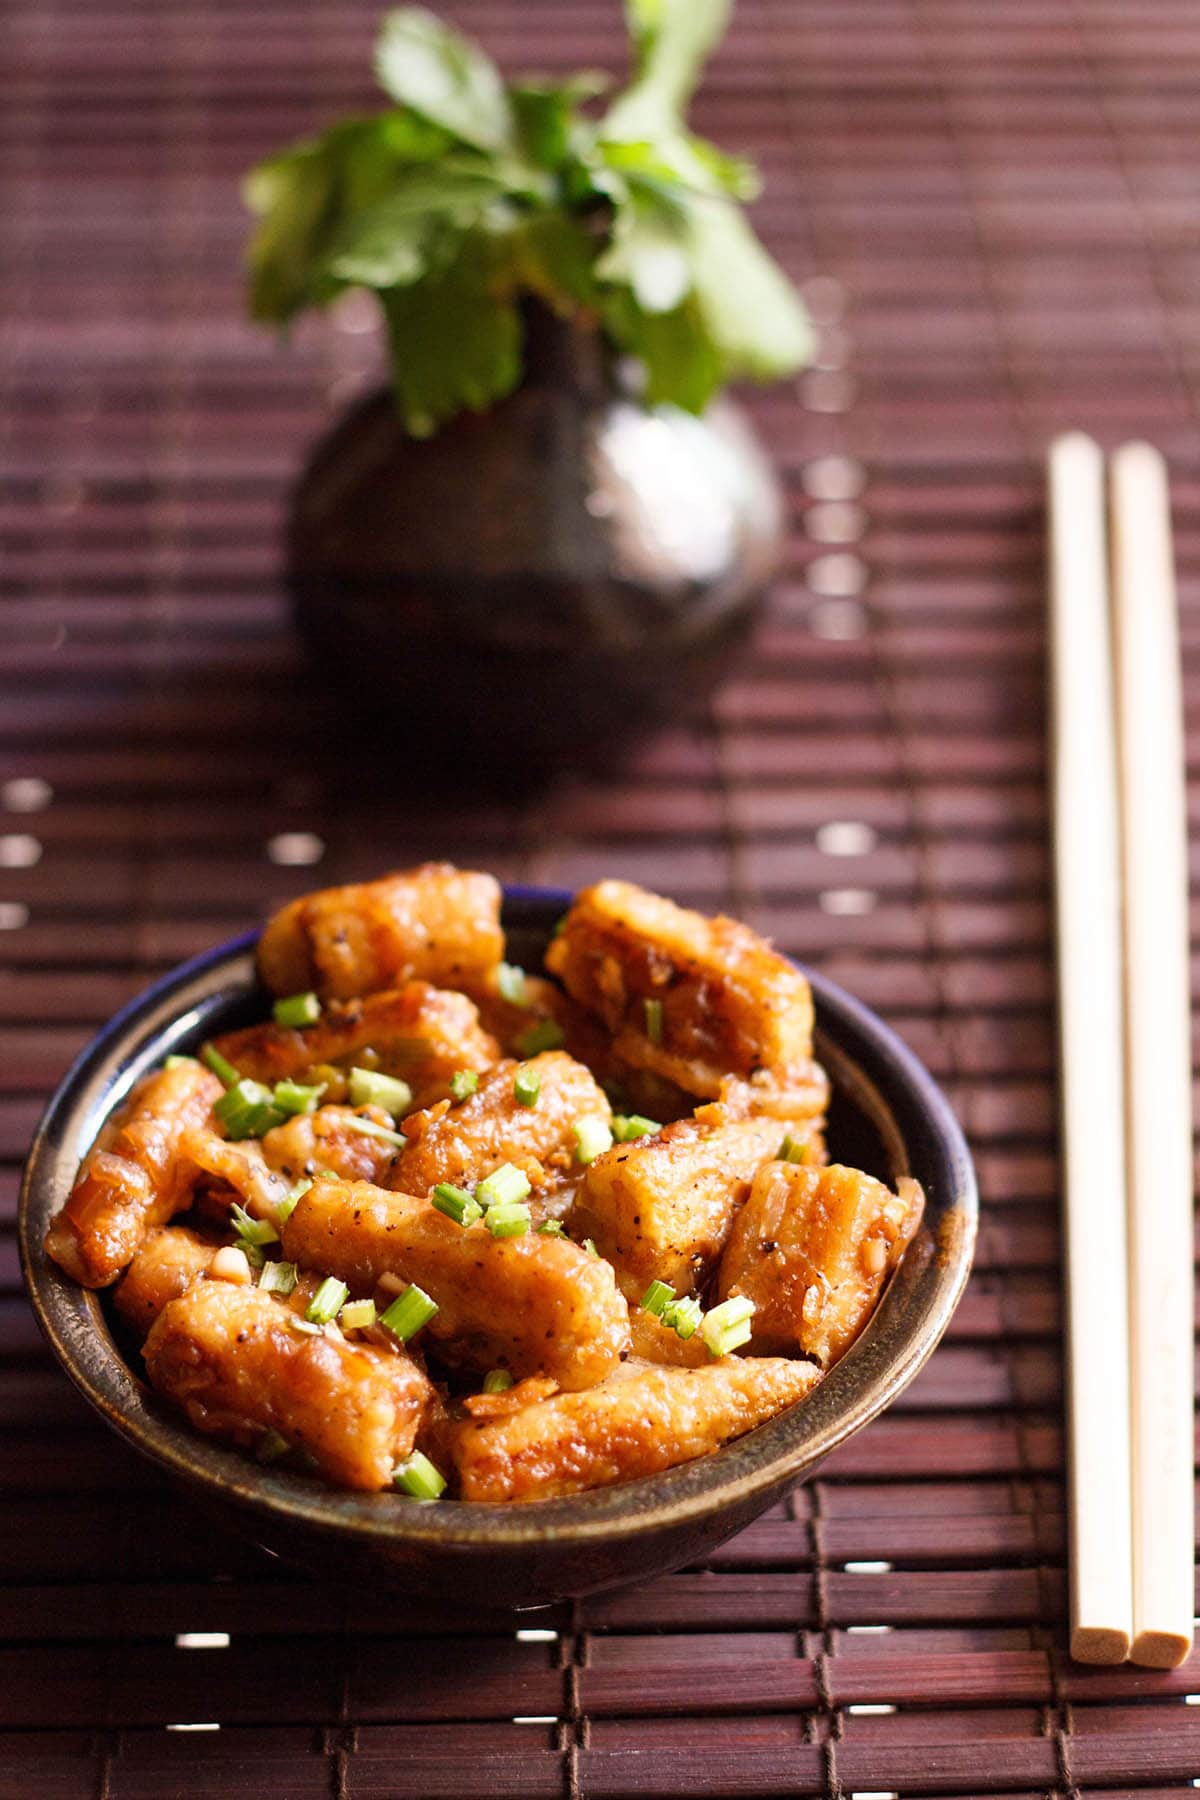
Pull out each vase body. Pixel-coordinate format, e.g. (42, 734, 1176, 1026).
(288, 312, 784, 767)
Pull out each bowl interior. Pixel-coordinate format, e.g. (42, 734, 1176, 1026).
(19, 887, 977, 1554)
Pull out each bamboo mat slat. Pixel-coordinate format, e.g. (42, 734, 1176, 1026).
(3, 0, 1200, 1793)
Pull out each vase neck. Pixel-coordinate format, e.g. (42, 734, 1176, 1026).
(519, 300, 606, 398)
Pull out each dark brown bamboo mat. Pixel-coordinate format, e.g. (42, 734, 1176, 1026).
(3, 0, 1200, 1794)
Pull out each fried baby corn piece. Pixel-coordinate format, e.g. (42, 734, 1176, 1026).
(261, 1105, 399, 1186)
(143, 1278, 433, 1492)
(257, 864, 504, 1002)
(573, 1109, 822, 1300)
(718, 1163, 925, 1367)
(114, 1225, 219, 1336)
(280, 1179, 630, 1390)
(448, 1355, 821, 1502)
(545, 879, 817, 1101)
(211, 982, 498, 1108)
(387, 1051, 611, 1198)
(45, 1061, 222, 1287)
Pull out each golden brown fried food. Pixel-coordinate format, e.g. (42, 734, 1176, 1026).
(626, 1301, 710, 1368)
(448, 1356, 821, 1502)
(45, 1061, 222, 1287)
(545, 879, 818, 1102)
(572, 1109, 822, 1300)
(257, 864, 504, 1002)
(280, 1179, 630, 1390)
(211, 982, 498, 1108)
(387, 1052, 610, 1199)
(114, 1225, 219, 1336)
(260, 1105, 398, 1186)
(718, 1163, 925, 1367)
(177, 1126, 294, 1225)
(143, 1278, 433, 1492)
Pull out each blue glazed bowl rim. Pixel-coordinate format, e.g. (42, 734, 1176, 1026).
(19, 884, 978, 1548)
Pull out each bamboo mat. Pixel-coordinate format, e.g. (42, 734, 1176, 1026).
(3, 0, 1200, 1794)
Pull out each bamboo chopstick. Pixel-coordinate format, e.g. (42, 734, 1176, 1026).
(1109, 442, 1195, 1671)
(1047, 432, 1135, 1664)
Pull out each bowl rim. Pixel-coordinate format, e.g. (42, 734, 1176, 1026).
(19, 883, 978, 1549)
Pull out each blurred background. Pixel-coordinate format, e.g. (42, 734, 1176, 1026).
(4, 2, 1200, 1794)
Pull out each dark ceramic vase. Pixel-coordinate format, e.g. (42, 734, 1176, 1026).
(288, 307, 784, 766)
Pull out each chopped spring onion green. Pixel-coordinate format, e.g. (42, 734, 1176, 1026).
(273, 991, 321, 1028)
(662, 1295, 703, 1340)
(640, 1278, 676, 1318)
(256, 1428, 291, 1463)
(380, 1283, 439, 1342)
(393, 1450, 446, 1500)
(513, 1064, 541, 1108)
(431, 1182, 482, 1227)
(305, 1276, 349, 1325)
(582, 1237, 599, 1258)
(164, 1053, 198, 1070)
(276, 1178, 311, 1226)
(214, 1078, 283, 1140)
(341, 1113, 407, 1149)
(486, 1202, 531, 1239)
(482, 1369, 514, 1393)
(476, 1163, 531, 1209)
(230, 1203, 280, 1248)
(347, 1067, 413, 1116)
(701, 1295, 756, 1358)
(778, 1133, 811, 1165)
(258, 1259, 297, 1295)
(497, 962, 528, 1006)
(574, 1116, 613, 1165)
(516, 1018, 565, 1057)
(643, 997, 664, 1044)
(339, 1297, 377, 1331)
(612, 1114, 661, 1143)
(273, 1079, 325, 1117)
(535, 1219, 566, 1237)
(289, 1315, 322, 1336)
(449, 1068, 479, 1101)
(201, 1043, 241, 1088)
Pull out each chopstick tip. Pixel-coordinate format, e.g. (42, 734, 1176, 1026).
(1070, 1623, 1131, 1666)
(1129, 1626, 1194, 1670)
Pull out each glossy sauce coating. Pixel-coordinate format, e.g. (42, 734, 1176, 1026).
(281, 1179, 630, 1390)
(45, 1062, 221, 1287)
(260, 1105, 398, 1186)
(114, 1225, 219, 1336)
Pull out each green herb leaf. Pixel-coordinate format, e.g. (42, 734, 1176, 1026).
(328, 163, 511, 288)
(681, 193, 814, 380)
(602, 0, 731, 141)
(375, 7, 513, 153)
(380, 231, 522, 435)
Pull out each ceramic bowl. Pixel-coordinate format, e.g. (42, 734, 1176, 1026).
(19, 886, 976, 1610)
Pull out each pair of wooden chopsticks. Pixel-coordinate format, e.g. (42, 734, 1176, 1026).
(1048, 434, 1195, 1669)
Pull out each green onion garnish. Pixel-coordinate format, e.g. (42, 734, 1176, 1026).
(643, 997, 664, 1044)
(449, 1068, 479, 1101)
(486, 1202, 531, 1239)
(497, 963, 528, 1006)
(256, 1428, 291, 1463)
(516, 1018, 565, 1057)
(305, 1277, 349, 1325)
(640, 1279, 675, 1318)
(513, 1064, 541, 1108)
(341, 1114, 407, 1149)
(339, 1297, 377, 1331)
(258, 1259, 297, 1295)
(164, 1053, 198, 1070)
(379, 1283, 438, 1342)
(273, 991, 321, 1028)
(701, 1295, 756, 1358)
(393, 1451, 446, 1500)
(288, 1316, 322, 1336)
(431, 1182, 483, 1227)
(482, 1369, 514, 1393)
(574, 1116, 613, 1165)
(662, 1295, 703, 1340)
(276, 1178, 311, 1226)
(347, 1067, 413, 1117)
(535, 1219, 566, 1237)
(273, 1079, 325, 1117)
(476, 1163, 531, 1209)
(230, 1203, 280, 1248)
(612, 1114, 662, 1143)
(582, 1237, 599, 1258)
(214, 1078, 283, 1140)
(778, 1133, 810, 1165)
(201, 1044, 240, 1088)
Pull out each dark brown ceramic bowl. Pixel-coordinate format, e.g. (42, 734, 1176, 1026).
(19, 886, 976, 1611)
